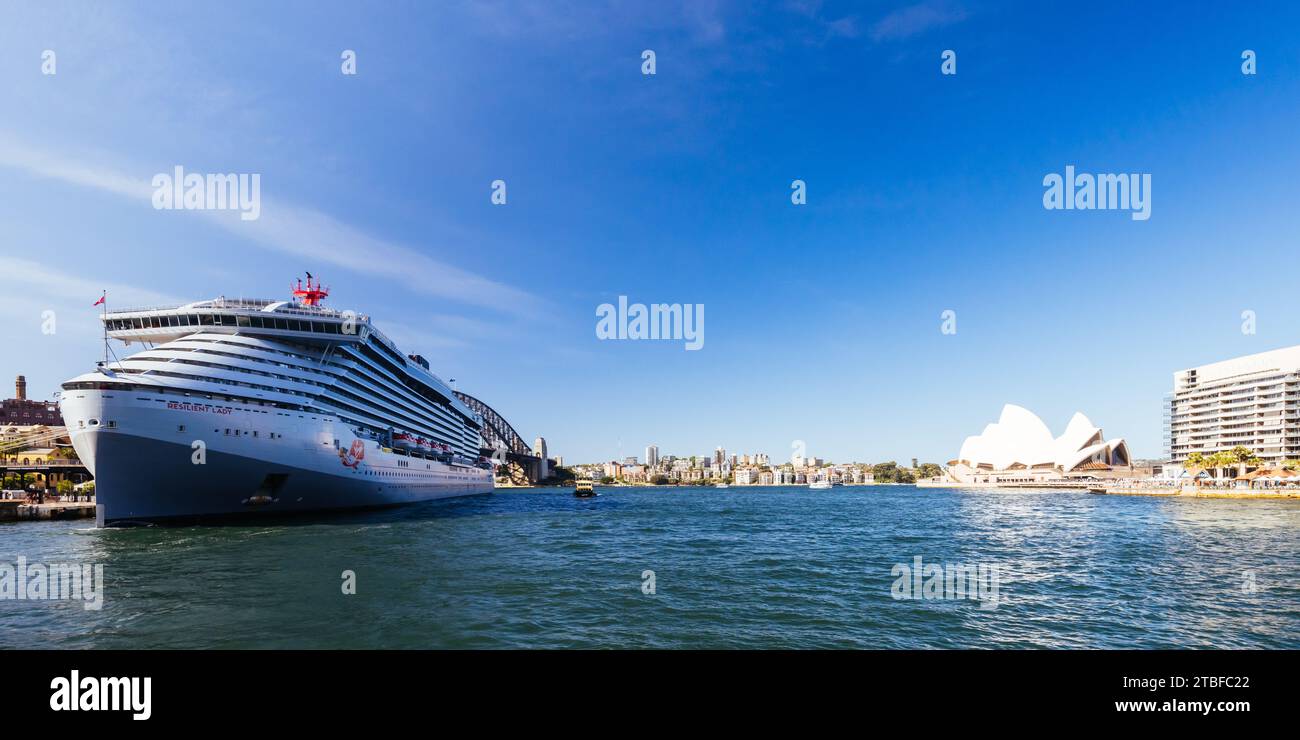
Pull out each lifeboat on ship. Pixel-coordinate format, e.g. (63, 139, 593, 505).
(392, 432, 422, 452)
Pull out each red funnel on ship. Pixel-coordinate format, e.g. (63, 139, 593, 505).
(292, 275, 329, 306)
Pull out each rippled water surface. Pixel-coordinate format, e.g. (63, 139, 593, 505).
(2, 486, 1297, 648)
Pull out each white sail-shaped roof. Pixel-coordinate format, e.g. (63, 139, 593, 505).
(957, 404, 1130, 473)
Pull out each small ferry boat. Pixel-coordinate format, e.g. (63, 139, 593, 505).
(574, 479, 596, 498)
(715, 483, 729, 489)
(809, 480, 832, 490)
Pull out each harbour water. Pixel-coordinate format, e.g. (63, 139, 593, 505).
(2, 485, 1297, 649)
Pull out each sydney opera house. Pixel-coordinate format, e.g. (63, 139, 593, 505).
(941, 405, 1133, 485)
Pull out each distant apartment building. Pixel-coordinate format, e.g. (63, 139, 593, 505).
(0, 375, 63, 426)
(734, 468, 757, 485)
(714, 447, 725, 467)
(645, 445, 659, 468)
(1168, 345, 1300, 466)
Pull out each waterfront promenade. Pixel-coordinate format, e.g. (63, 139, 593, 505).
(0, 499, 95, 522)
(918, 478, 1300, 498)
(1111, 488, 1300, 500)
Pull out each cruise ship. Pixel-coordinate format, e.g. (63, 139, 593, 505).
(59, 277, 494, 525)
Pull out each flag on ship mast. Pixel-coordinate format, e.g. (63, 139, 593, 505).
(95, 290, 108, 365)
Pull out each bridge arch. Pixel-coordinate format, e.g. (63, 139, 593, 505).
(453, 391, 532, 456)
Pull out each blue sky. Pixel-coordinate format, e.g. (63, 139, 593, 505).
(3, 1, 1300, 465)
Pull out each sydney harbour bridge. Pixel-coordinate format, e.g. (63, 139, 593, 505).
(454, 391, 556, 484)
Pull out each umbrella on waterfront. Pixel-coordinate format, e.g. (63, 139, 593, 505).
(1239, 469, 1265, 481)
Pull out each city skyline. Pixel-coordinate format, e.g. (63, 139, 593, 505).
(5, 2, 1300, 465)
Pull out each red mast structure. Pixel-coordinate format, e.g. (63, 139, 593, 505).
(292, 274, 329, 306)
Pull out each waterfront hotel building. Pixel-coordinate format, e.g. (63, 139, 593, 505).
(1166, 345, 1300, 466)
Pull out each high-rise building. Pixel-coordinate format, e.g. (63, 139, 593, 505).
(1168, 345, 1300, 466)
(645, 445, 659, 468)
(714, 446, 725, 467)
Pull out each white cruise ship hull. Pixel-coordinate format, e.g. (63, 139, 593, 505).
(63, 390, 493, 526)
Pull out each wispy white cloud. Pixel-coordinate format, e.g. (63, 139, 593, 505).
(824, 16, 861, 39)
(205, 201, 541, 316)
(870, 2, 968, 42)
(0, 256, 184, 309)
(0, 138, 152, 201)
(460, 0, 727, 43)
(0, 256, 187, 349)
(683, 0, 728, 42)
(0, 134, 541, 317)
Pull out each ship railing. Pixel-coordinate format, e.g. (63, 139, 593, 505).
(106, 301, 370, 323)
(107, 303, 188, 315)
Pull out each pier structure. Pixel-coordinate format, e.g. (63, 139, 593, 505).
(0, 499, 96, 521)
